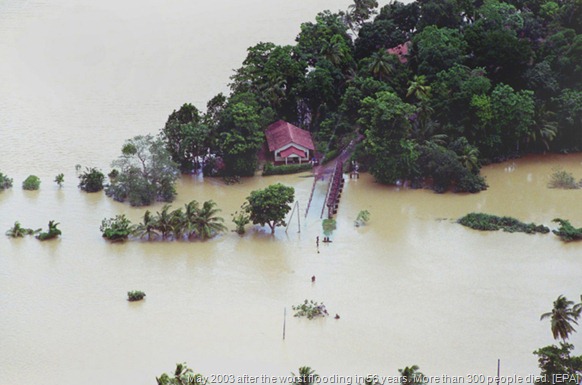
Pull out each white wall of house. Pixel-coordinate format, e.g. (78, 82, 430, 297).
(273, 142, 311, 162)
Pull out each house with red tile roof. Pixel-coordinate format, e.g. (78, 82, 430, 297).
(265, 120, 315, 164)
(387, 41, 410, 63)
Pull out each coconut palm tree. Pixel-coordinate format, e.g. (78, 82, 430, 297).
(458, 144, 480, 172)
(192, 200, 227, 240)
(407, 75, 432, 102)
(153, 204, 175, 240)
(292, 367, 318, 385)
(5, 221, 38, 237)
(574, 295, 582, 315)
(399, 365, 426, 385)
(132, 210, 158, 240)
(169, 207, 186, 239)
(183, 200, 201, 239)
(368, 50, 393, 81)
(541, 295, 580, 341)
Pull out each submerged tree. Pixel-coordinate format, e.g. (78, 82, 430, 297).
(0, 171, 13, 190)
(78, 167, 105, 193)
(244, 183, 294, 234)
(106, 135, 179, 206)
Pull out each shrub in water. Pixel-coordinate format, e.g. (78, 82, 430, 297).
(0, 171, 13, 190)
(5, 221, 40, 238)
(292, 300, 328, 319)
(22, 175, 40, 190)
(355, 210, 371, 227)
(100, 214, 133, 241)
(36, 220, 62, 241)
(548, 168, 580, 189)
(78, 167, 105, 192)
(552, 218, 582, 242)
(127, 290, 146, 301)
(54, 173, 64, 187)
(458, 213, 549, 234)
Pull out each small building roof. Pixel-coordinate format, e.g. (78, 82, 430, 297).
(387, 41, 410, 63)
(265, 120, 315, 152)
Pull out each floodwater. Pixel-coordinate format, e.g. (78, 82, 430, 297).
(1, 1, 581, 384)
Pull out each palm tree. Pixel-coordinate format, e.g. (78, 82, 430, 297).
(169, 207, 186, 239)
(458, 144, 480, 172)
(5, 221, 38, 237)
(574, 295, 582, 315)
(132, 210, 158, 240)
(526, 104, 558, 151)
(192, 200, 227, 240)
(368, 50, 393, 81)
(292, 367, 318, 385)
(183, 200, 201, 239)
(407, 75, 432, 102)
(541, 295, 580, 341)
(153, 204, 175, 240)
(399, 365, 426, 385)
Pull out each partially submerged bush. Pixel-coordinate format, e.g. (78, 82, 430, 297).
(78, 167, 105, 192)
(548, 168, 580, 189)
(0, 172, 13, 190)
(355, 210, 371, 227)
(552, 218, 582, 242)
(36, 220, 62, 241)
(292, 300, 328, 319)
(5, 221, 40, 238)
(100, 214, 133, 241)
(458, 213, 550, 234)
(127, 290, 146, 301)
(322, 218, 336, 237)
(22, 175, 40, 190)
(231, 210, 250, 235)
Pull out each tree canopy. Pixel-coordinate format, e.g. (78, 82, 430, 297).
(244, 183, 295, 234)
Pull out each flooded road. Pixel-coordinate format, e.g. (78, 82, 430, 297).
(1, 0, 581, 384)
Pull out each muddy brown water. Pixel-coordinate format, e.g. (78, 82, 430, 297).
(1, 1, 581, 384)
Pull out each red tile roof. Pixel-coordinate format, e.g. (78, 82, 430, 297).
(279, 146, 307, 158)
(387, 41, 410, 63)
(265, 120, 315, 152)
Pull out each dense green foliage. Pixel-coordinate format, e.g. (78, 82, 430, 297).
(106, 135, 179, 206)
(78, 167, 105, 192)
(100, 215, 133, 241)
(22, 175, 40, 190)
(458, 213, 550, 234)
(157, 0, 582, 186)
(0, 171, 13, 190)
(552, 218, 582, 241)
(244, 183, 295, 234)
(36, 220, 61, 241)
(156, 363, 207, 385)
(292, 300, 328, 319)
(262, 162, 312, 176)
(127, 290, 146, 302)
(5, 221, 39, 238)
